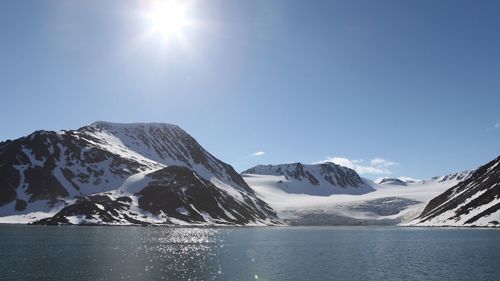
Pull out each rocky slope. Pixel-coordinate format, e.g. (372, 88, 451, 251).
(0, 122, 279, 225)
(407, 156, 500, 227)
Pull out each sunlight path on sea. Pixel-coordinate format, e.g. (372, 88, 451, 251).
(1, 226, 500, 281)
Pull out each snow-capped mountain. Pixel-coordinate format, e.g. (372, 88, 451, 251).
(407, 156, 500, 227)
(378, 171, 474, 187)
(0, 121, 279, 225)
(425, 170, 475, 184)
(378, 178, 409, 186)
(242, 162, 374, 196)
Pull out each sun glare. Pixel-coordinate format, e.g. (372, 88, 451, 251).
(146, 0, 192, 42)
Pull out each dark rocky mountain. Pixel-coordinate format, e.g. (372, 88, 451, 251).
(0, 122, 280, 225)
(409, 156, 500, 227)
(242, 162, 374, 196)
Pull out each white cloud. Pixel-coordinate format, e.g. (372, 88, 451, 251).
(326, 157, 361, 168)
(370, 158, 397, 167)
(315, 156, 398, 175)
(398, 176, 420, 182)
(495, 122, 500, 129)
(251, 151, 265, 156)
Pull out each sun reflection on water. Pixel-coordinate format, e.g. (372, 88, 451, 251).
(137, 227, 228, 280)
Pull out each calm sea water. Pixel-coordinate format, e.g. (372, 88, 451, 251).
(0, 225, 499, 281)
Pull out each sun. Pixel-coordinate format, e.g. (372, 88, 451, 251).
(146, 0, 192, 41)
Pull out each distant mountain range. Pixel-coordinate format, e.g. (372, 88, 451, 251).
(0, 121, 498, 227)
(425, 170, 476, 184)
(377, 178, 410, 186)
(0, 122, 279, 225)
(377, 170, 475, 186)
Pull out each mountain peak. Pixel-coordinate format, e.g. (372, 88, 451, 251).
(242, 162, 373, 196)
(83, 121, 181, 131)
(377, 178, 408, 186)
(427, 170, 475, 183)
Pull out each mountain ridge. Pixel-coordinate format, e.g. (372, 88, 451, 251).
(242, 162, 374, 196)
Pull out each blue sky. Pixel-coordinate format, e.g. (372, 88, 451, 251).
(0, 0, 499, 179)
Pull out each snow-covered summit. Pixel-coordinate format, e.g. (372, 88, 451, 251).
(78, 121, 251, 192)
(426, 170, 475, 184)
(377, 178, 409, 186)
(377, 171, 474, 186)
(85, 121, 181, 132)
(242, 162, 374, 196)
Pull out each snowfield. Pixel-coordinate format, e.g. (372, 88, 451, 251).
(242, 173, 470, 226)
